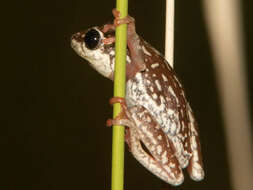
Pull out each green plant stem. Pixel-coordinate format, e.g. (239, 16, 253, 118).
(111, 1, 128, 190)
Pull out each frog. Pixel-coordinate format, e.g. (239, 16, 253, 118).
(71, 9, 204, 185)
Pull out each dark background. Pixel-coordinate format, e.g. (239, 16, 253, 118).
(2, 0, 253, 189)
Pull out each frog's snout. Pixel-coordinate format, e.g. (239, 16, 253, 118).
(71, 32, 85, 43)
(71, 33, 84, 56)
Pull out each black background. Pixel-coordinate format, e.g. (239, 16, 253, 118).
(2, 0, 253, 189)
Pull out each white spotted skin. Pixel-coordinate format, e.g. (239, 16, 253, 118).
(127, 106, 184, 185)
(125, 39, 204, 183)
(71, 21, 204, 185)
(151, 63, 159, 68)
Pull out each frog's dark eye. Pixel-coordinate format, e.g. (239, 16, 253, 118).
(84, 29, 101, 50)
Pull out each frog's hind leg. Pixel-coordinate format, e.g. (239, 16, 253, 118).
(107, 98, 184, 185)
(129, 106, 184, 185)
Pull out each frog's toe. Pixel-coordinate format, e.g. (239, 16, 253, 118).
(187, 153, 205, 181)
(112, 8, 120, 18)
(187, 147, 205, 181)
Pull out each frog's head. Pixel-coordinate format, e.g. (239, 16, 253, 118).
(71, 27, 116, 80)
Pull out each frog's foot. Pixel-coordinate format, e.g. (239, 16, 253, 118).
(106, 97, 133, 149)
(112, 9, 135, 27)
(102, 23, 115, 33)
(102, 9, 134, 45)
(106, 97, 134, 127)
(112, 8, 136, 37)
(102, 22, 116, 45)
(103, 37, 115, 45)
(106, 116, 133, 127)
(109, 97, 127, 107)
(111, 8, 146, 78)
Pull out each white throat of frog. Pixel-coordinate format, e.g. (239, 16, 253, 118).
(71, 31, 114, 78)
(82, 44, 113, 78)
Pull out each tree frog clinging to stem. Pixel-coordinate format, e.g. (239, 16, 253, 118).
(71, 9, 204, 185)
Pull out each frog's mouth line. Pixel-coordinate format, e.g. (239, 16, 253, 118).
(140, 140, 154, 159)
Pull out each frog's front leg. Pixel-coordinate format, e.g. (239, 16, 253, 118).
(103, 9, 146, 79)
(113, 9, 146, 76)
(107, 97, 184, 185)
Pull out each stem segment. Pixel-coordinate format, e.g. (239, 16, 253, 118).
(111, 0, 128, 190)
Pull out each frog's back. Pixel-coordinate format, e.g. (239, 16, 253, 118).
(126, 39, 200, 168)
(126, 39, 190, 133)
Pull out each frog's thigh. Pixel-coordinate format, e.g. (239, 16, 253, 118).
(128, 105, 184, 185)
